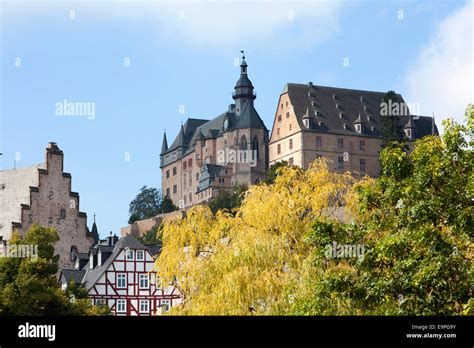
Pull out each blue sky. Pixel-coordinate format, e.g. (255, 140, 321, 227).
(1, 0, 472, 238)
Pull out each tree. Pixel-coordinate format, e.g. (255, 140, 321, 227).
(292, 105, 473, 315)
(262, 161, 289, 185)
(158, 196, 178, 214)
(141, 225, 163, 247)
(128, 186, 162, 224)
(0, 224, 109, 315)
(208, 184, 247, 215)
(380, 90, 402, 144)
(155, 159, 353, 315)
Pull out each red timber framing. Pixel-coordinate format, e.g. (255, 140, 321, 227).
(87, 248, 182, 316)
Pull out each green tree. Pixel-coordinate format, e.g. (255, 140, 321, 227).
(262, 161, 289, 185)
(158, 196, 178, 214)
(208, 183, 247, 215)
(141, 225, 163, 247)
(0, 224, 108, 315)
(128, 186, 161, 223)
(380, 90, 402, 144)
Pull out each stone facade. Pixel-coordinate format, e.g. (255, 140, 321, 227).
(160, 54, 269, 208)
(0, 142, 97, 269)
(269, 83, 438, 175)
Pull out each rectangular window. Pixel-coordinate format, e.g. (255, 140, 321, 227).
(172, 167, 177, 176)
(189, 158, 192, 167)
(166, 188, 170, 197)
(286, 112, 289, 118)
(173, 185, 177, 194)
(277, 144, 281, 155)
(189, 174, 192, 186)
(360, 158, 366, 172)
(117, 299, 126, 313)
(277, 128, 280, 136)
(136, 250, 144, 261)
(140, 300, 149, 313)
(277, 115, 282, 122)
(196, 173, 199, 182)
(289, 124, 292, 131)
(337, 138, 344, 149)
(289, 139, 293, 150)
(139, 274, 149, 289)
(117, 273, 127, 288)
(161, 299, 171, 312)
(316, 136, 322, 147)
(126, 249, 134, 260)
(95, 299, 106, 306)
(166, 170, 170, 179)
(359, 140, 365, 151)
(286, 101, 288, 107)
(183, 161, 187, 170)
(288, 157, 294, 166)
(338, 156, 344, 171)
(280, 103, 283, 109)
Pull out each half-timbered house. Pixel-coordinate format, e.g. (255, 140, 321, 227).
(60, 234, 182, 315)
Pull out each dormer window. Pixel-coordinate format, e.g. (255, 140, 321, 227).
(405, 128, 412, 139)
(89, 253, 94, 269)
(136, 250, 144, 261)
(126, 249, 134, 260)
(339, 113, 344, 119)
(303, 119, 309, 128)
(355, 124, 362, 133)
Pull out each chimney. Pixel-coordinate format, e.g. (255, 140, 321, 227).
(107, 231, 115, 246)
(308, 82, 313, 88)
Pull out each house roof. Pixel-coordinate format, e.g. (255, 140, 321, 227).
(282, 83, 438, 138)
(81, 235, 157, 291)
(60, 269, 86, 285)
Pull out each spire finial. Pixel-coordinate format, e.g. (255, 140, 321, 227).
(93, 213, 96, 224)
(240, 50, 245, 60)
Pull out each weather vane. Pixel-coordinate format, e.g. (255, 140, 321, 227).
(240, 50, 245, 59)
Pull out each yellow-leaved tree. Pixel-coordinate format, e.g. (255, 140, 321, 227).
(154, 159, 355, 315)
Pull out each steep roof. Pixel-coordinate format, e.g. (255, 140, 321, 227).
(283, 83, 438, 138)
(81, 235, 155, 290)
(60, 269, 86, 285)
(233, 101, 267, 130)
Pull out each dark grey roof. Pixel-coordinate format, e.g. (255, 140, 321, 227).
(160, 132, 168, 154)
(233, 102, 267, 130)
(146, 244, 162, 256)
(82, 235, 152, 290)
(61, 269, 85, 285)
(235, 74, 254, 88)
(284, 83, 438, 138)
(75, 252, 88, 260)
(196, 164, 226, 193)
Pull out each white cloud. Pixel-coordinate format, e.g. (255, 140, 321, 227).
(1, 0, 344, 49)
(404, 1, 474, 126)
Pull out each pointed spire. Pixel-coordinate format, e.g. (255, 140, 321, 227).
(161, 130, 168, 154)
(404, 115, 414, 129)
(240, 50, 247, 74)
(354, 112, 363, 124)
(302, 106, 311, 119)
(431, 113, 436, 135)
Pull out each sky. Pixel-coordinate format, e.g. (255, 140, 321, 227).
(1, 0, 473, 238)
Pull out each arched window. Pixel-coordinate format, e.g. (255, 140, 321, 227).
(241, 135, 247, 150)
(252, 136, 259, 160)
(70, 245, 78, 262)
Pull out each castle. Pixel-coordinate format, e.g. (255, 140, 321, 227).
(160, 54, 437, 209)
(160, 53, 269, 209)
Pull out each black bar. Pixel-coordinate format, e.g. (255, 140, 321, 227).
(0, 316, 471, 346)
